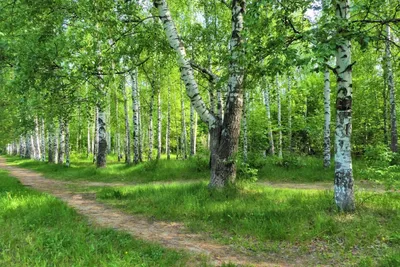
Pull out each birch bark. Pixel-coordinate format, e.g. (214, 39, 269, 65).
(40, 118, 45, 161)
(65, 120, 70, 167)
(96, 106, 107, 167)
(122, 73, 131, 164)
(277, 75, 283, 158)
(132, 69, 140, 164)
(154, 0, 245, 187)
(190, 104, 197, 156)
(323, 67, 331, 168)
(263, 78, 275, 156)
(58, 118, 65, 164)
(166, 79, 171, 160)
(385, 25, 398, 152)
(242, 91, 248, 162)
(334, 0, 355, 212)
(157, 88, 162, 159)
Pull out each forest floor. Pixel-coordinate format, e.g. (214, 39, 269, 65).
(0, 156, 397, 266)
(0, 156, 296, 266)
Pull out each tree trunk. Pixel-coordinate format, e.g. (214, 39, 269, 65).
(277, 75, 283, 158)
(132, 69, 140, 164)
(25, 135, 31, 158)
(180, 83, 187, 159)
(19, 136, 25, 158)
(166, 79, 171, 160)
(93, 106, 99, 163)
(242, 91, 248, 162)
(34, 117, 41, 160)
(385, 25, 398, 152)
(58, 118, 65, 164)
(122, 73, 131, 164)
(323, 67, 331, 168)
(48, 122, 55, 163)
(154, 0, 245, 188)
(334, 0, 355, 212)
(87, 119, 91, 158)
(287, 75, 293, 152)
(148, 84, 155, 161)
(190, 104, 197, 156)
(157, 89, 162, 159)
(263, 78, 275, 156)
(40, 118, 45, 161)
(96, 106, 107, 167)
(116, 85, 122, 162)
(65, 120, 70, 167)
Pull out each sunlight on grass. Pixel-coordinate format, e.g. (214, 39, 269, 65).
(0, 169, 192, 266)
(96, 182, 400, 266)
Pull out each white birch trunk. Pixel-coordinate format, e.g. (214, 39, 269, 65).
(132, 69, 140, 164)
(157, 89, 162, 159)
(40, 118, 45, 161)
(287, 75, 293, 152)
(166, 80, 171, 160)
(153, 0, 216, 129)
(93, 106, 99, 163)
(58, 118, 65, 164)
(116, 88, 122, 162)
(385, 25, 398, 152)
(263, 78, 275, 156)
(148, 85, 155, 161)
(96, 106, 107, 167)
(323, 67, 331, 168)
(65, 120, 70, 167)
(34, 117, 41, 160)
(277, 75, 283, 158)
(123, 73, 131, 164)
(334, 0, 355, 212)
(190, 104, 197, 156)
(181, 83, 187, 159)
(87, 119, 91, 158)
(242, 91, 248, 162)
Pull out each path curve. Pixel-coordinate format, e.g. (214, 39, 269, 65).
(0, 157, 291, 267)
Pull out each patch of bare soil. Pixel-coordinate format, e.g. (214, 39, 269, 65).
(0, 157, 297, 266)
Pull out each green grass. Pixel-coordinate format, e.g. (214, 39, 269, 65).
(5, 153, 209, 183)
(95, 182, 400, 266)
(3, 154, 400, 265)
(0, 169, 195, 266)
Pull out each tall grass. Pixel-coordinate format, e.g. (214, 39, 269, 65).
(0, 169, 193, 266)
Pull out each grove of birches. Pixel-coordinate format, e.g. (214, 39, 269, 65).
(1, 0, 399, 212)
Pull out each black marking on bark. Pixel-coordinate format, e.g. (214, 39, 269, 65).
(336, 96, 352, 111)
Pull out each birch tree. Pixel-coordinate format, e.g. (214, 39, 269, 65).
(333, 0, 355, 212)
(157, 88, 162, 160)
(153, 0, 246, 187)
(277, 75, 283, 158)
(132, 69, 141, 164)
(263, 78, 275, 156)
(122, 73, 131, 164)
(385, 25, 398, 152)
(58, 118, 65, 164)
(323, 67, 331, 168)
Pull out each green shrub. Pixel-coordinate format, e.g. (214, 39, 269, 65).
(364, 145, 393, 166)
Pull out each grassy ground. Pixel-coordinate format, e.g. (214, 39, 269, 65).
(3, 154, 400, 265)
(0, 169, 196, 266)
(94, 182, 400, 266)
(5, 153, 209, 183)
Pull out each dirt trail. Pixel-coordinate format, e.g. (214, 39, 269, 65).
(0, 157, 293, 267)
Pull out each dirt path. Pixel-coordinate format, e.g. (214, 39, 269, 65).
(0, 157, 294, 267)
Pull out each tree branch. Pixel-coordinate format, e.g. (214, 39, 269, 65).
(189, 60, 219, 83)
